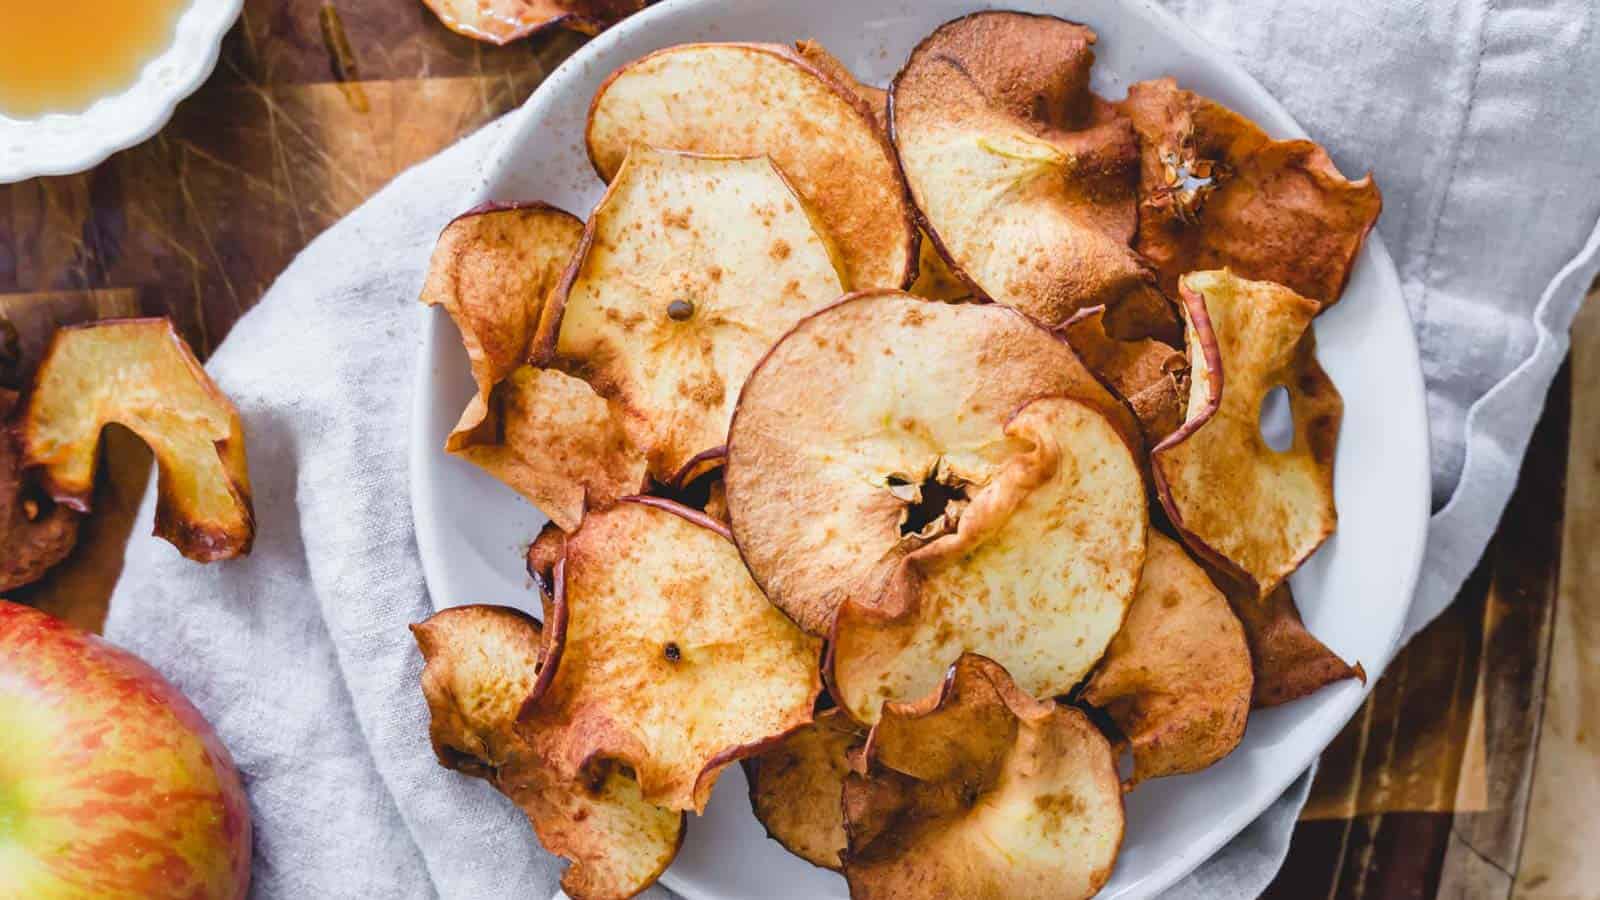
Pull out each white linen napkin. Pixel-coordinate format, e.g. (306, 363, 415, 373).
(102, 0, 1600, 896)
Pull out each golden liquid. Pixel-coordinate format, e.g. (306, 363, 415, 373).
(0, 0, 189, 118)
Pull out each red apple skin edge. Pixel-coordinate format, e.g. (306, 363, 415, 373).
(0, 600, 251, 899)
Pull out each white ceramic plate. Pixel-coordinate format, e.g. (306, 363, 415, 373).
(0, 0, 242, 184)
(410, 1, 1431, 897)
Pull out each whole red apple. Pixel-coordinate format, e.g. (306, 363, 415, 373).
(0, 600, 251, 898)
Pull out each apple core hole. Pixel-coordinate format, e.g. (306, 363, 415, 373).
(893, 473, 969, 537)
(1260, 386, 1294, 452)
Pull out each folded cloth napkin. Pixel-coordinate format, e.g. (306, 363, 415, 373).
(103, 0, 1600, 897)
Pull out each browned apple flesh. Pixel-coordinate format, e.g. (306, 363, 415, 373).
(744, 708, 863, 870)
(421, 0, 643, 45)
(1234, 582, 1365, 708)
(0, 388, 78, 592)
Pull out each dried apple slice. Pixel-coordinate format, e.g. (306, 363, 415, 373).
(1121, 78, 1382, 308)
(1, 388, 78, 592)
(1234, 582, 1365, 708)
(412, 605, 683, 900)
(536, 149, 845, 482)
(726, 291, 1141, 639)
(519, 497, 822, 812)
(22, 319, 253, 562)
(420, 202, 583, 441)
(744, 708, 863, 870)
(586, 43, 915, 291)
(1082, 532, 1252, 785)
(449, 366, 646, 533)
(1152, 270, 1342, 597)
(890, 11, 1173, 335)
(421, 0, 643, 45)
(1064, 305, 1189, 444)
(842, 654, 1123, 900)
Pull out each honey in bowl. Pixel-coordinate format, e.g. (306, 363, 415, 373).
(0, 0, 189, 119)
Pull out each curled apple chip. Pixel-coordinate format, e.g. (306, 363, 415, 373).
(421, 0, 642, 45)
(1235, 583, 1364, 708)
(22, 319, 253, 562)
(890, 11, 1173, 334)
(726, 292, 1141, 639)
(536, 149, 845, 482)
(744, 708, 863, 870)
(1, 389, 78, 592)
(421, 202, 583, 441)
(1121, 78, 1382, 308)
(1153, 270, 1342, 597)
(1082, 533, 1252, 785)
(586, 43, 916, 291)
(412, 605, 683, 900)
(1064, 305, 1189, 444)
(450, 366, 646, 533)
(519, 497, 823, 812)
(842, 655, 1124, 900)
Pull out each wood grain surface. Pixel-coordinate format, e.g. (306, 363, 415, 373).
(1, 4, 1591, 897)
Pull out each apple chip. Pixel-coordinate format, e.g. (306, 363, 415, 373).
(842, 655, 1123, 900)
(1064, 305, 1189, 443)
(1, 388, 78, 592)
(586, 43, 914, 291)
(22, 319, 253, 562)
(1082, 533, 1252, 785)
(744, 708, 863, 870)
(536, 149, 845, 482)
(1235, 583, 1365, 708)
(450, 366, 646, 533)
(1121, 78, 1382, 308)
(1153, 270, 1342, 597)
(519, 497, 823, 812)
(421, 0, 643, 45)
(890, 12, 1174, 334)
(726, 291, 1141, 639)
(420, 202, 583, 441)
(412, 605, 683, 900)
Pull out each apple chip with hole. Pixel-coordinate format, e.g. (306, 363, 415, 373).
(586, 43, 914, 291)
(1064, 305, 1189, 443)
(412, 605, 683, 900)
(518, 497, 823, 812)
(22, 318, 253, 561)
(421, 0, 643, 45)
(725, 293, 1143, 720)
(1, 388, 78, 592)
(890, 12, 1173, 335)
(744, 708, 863, 870)
(1121, 77, 1382, 308)
(536, 149, 846, 483)
(842, 654, 1123, 900)
(1153, 270, 1342, 597)
(1234, 582, 1364, 708)
(1082, 532, 1252, 785)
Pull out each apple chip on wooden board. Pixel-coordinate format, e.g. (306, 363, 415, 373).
(1082, 532, 1252, 786)
(0, 388, 78, 592)
(1064, 305, 1189, 444)
(535, 149, 846, 483)
(842, 655, 1124, 900)
(412, 605, 683, 900)
(1234, 582, 1365, 708)
(586, 43, 916, 291)
(421, 0, 644, 45)
(22, 318, 253, 562)
(1121, 77, 1382, 309)
(518, 498, 823, 812)
(725, 291, 1141, 639)
(889, 11, 1174, 338)
(1153, 270, 1342, 597)
(744, 708, 864, 870)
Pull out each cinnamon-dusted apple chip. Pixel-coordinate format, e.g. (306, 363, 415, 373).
(22, 319, 253, 561)
(412, 605, 683, 900)
(420, 202, 583, 441)
(1153, 270, 1342, 597)
(744, 708, 863, 870)
(1121, 77, 1382, 308)
(536, 149, 845, 483)
(1082, 533, 1252, 785)
(519, 497, 823, 812)
(421, 0, 643, 45)
(842, 655, 1124, 900)
(726, 292, 1141, 639)
(1064, 305, 1189, 444)
(1, 388, 78, 592)
(890, 11, 1174, 335)
(586, 43, 916, 290)
(1234, 583, 1365, 708)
